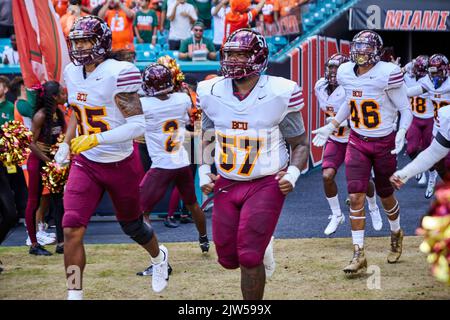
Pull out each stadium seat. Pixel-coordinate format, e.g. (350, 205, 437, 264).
(136, 50, 156, 62)
(203, 29, 213, 40)
(0, 38, 11, 46)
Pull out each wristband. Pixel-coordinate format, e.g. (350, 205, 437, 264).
(282, 165, 301, 188)
(199, 164, 212, 187)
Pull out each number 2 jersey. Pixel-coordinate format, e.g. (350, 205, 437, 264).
(141, 92, 191, 169)
(197, 75, 304, 181)
(404, 73, 434, 119)
(64, 59, 142, 163)
(314, 78, 349, 143)
(337, 61, 407, 137)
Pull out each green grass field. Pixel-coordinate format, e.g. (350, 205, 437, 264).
(1, 236, 449, 300)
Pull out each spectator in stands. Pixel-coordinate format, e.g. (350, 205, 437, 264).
(211, 0, 228, 51)
(178, 21, 216, 61)
(0, 76, 14, 125)
(1, 34, 19, 65)
(258, 0, 279, 24)
(190, 0, 212, 29)
(60, 0, 86, 37)
(167, 0, 198, 50)
(134, 0, 159, 45)
(223, 0, 265, 43)
(81, 0, 106, 15)
(278, 0, 305, 18)
(0, 0, 13, 38)
(99, 0, 136, 51)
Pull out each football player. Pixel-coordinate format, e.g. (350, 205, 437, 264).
(403, 55, 437, 192)
(198, 28, 309, 300)
(315, 53, 381, 236)
(54, 16, 169, 299)
(406, 54, 450, 184)
(312, 30, 413, 273)
(139, 63, 209, 253)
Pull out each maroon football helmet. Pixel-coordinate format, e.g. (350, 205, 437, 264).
(67, 15, 112, 66)
(220, 28, 269, 79)
(350, 30, 383, 67)
(325, 53, 349, 86)
(412, 55, 429, 79)
(142, 63, 174, 96)
(428, 54, 449, 88)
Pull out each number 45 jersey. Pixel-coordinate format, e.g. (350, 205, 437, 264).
(197, 75, 304, 181)
(337, 61, 405, 138)
(64, 59, 142, 163)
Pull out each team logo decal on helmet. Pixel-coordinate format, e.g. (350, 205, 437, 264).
(428, 53, 449, 89)
(325, 53, 349, 86)
(220, 28, 269, 79)
(412, 55, 429, 79)
(142, 63, 174, 97)
(67, 15, 112, 66)
(350, 30, 383, 67)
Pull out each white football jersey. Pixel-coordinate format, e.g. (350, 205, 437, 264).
(314, 77, 349, 143)
(436, 105, 450, 142)
(418, 76, 450, 121)
(197, 75, 303, 181)
(64, 59, 142, 163)
(337, 61, 405, 137)
(141, 92, 191, 169)
(404, 73, 434, 119)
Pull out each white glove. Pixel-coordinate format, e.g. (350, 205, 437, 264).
(54, 142, 70, 164)
(325, 116, 334, 124)
(312, 123, 336, 147)
(339, 119, 349, 128)
(391, 128, 406, 155)
(198, 164, 212, 187)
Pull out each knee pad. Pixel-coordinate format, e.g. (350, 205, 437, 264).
(119, 217, 153, 245)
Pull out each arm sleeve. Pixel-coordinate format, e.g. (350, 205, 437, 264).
(279, 111, 306, 138)
(286, 85, 304, 112)
(386, 83, 413, 131)
(334, 100, 351, 124)
(406, 85, 425, 97)
(114, 63, 142, 94)
(97, 114, 146, 144)
(387, 66, 404, 90)
(314, 80, 329, 112)
(396, 138, 450, 180)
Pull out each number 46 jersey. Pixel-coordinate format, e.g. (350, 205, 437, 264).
(197, 75, 304, 181)
(337, 61, 406, 137)
(64, 59, 142, 163)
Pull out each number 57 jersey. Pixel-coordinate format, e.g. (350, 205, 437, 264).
(64, 59, 142, 163)
(197, 76, 304, 181)
(337, 61, 404, 137)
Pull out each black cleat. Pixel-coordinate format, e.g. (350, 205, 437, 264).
(55, 244, 64, 254)
(199, 235, 210, 253)
(164, 216, 179, 228)
(29, 244, 52, 256)
(137, 263, 173, 276)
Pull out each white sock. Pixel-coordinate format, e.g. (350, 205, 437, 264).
(38, 222, 45, 232)
(151, 249, 165, 265)
(351, 230, 364, 248)
(326, 195, 342, 216)
(388, 215, 401, 232)
(366, 194, 377, 211)
(67, 289, 83, 300)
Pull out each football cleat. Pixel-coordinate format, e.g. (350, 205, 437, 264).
(425, 171, 437, 199)
(152, 245, 169, 293)
(137, 263, 173, 276)
(324, 214, 345, 235)
(163, 216, 179, 228)
(29, 244, 52, 256)
(343, 245, 367, 274)
(418, 173, 427, 186)
(263, 236, 276, 278)
(415, 173, 422, 181)
(199, 235, 210, 253)
(387, 229, 404, 264)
